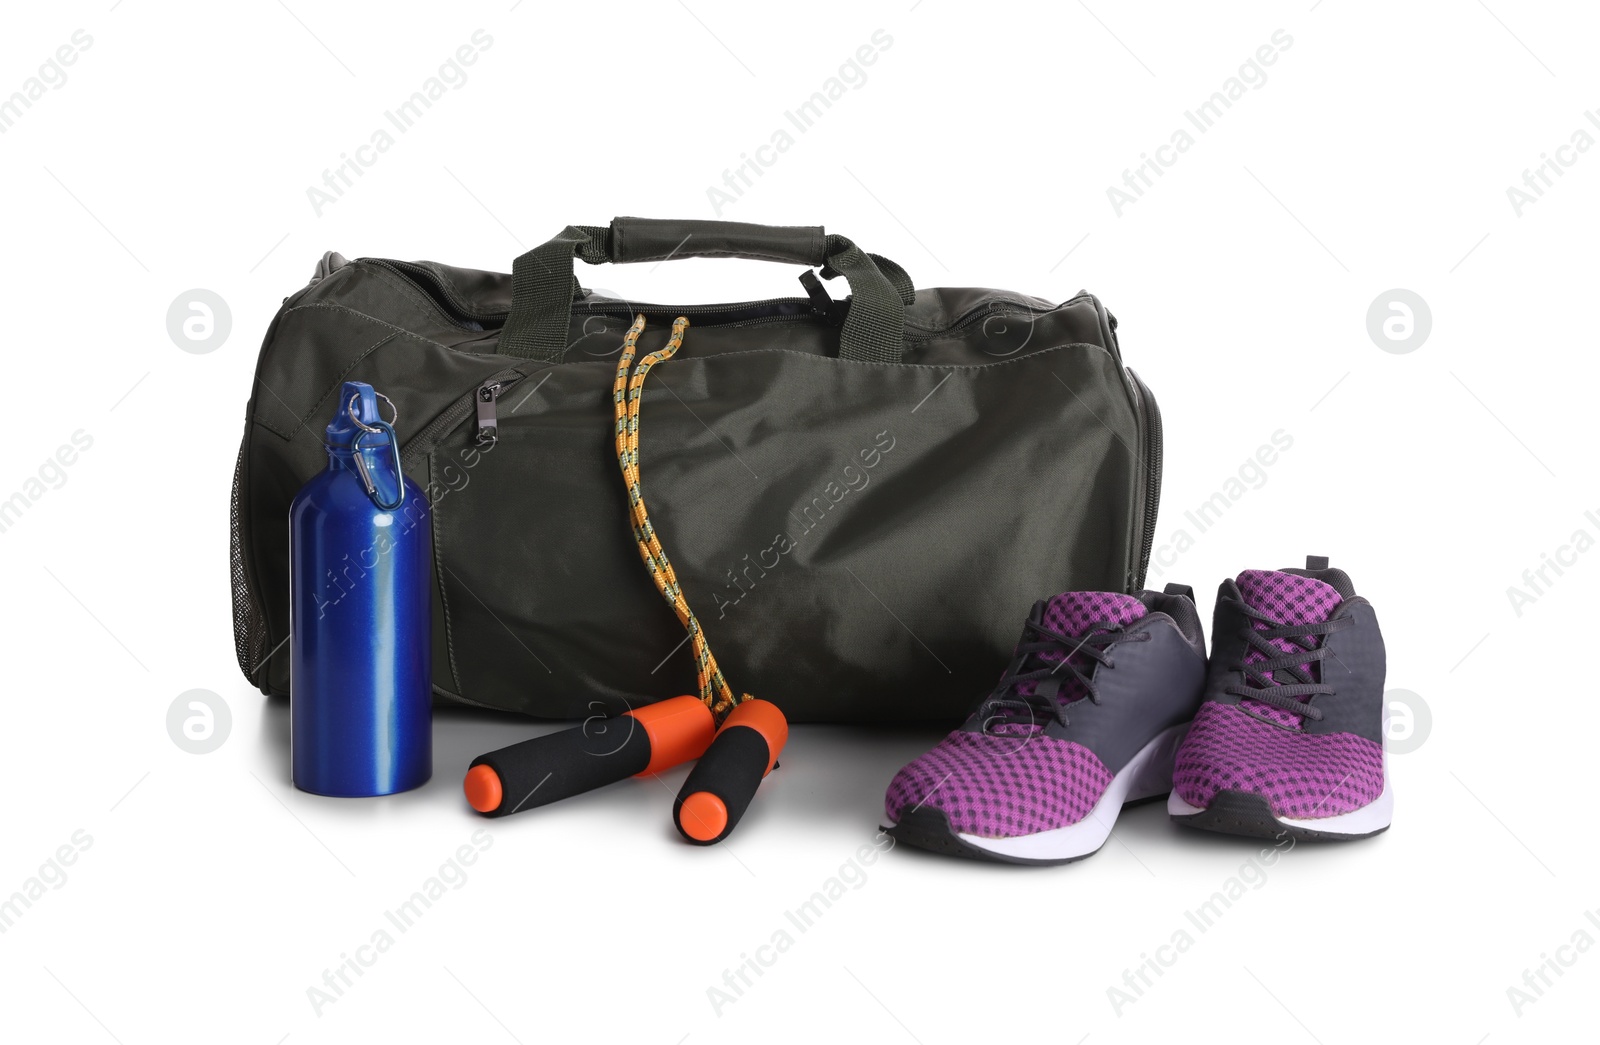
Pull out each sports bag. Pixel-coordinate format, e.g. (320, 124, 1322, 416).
(231, 218, 1163, 723)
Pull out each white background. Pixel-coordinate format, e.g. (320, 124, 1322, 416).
(1, 1, 1595, 1042)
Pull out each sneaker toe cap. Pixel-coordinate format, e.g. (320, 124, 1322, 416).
(884, 730, 1112, 838)
(1173, 702, 1385, 819)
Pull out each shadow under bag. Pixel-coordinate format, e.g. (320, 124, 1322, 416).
(230, 217, 1163, 723)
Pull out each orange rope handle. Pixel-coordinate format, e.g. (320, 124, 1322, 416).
(612, 314, 748, 718)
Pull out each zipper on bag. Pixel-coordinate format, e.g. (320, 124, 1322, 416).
(364, 259, 493, 330)
(402, 368, 526, 465)
(476, 380, 504, 447)
(1128, 369, 1163, 587)
(365, 254, 1062, 341)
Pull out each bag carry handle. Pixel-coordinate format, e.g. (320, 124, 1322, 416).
(499, 218, 915, 365)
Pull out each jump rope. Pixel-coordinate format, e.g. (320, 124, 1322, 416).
(462, 316, 789, 844)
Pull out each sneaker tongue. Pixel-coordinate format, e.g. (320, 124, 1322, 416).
(1234, 570, 1341, 726)
(1037, 591, 1147, 634)
(1235, 569, 1341, 626)
(994, 592, 1146, 733)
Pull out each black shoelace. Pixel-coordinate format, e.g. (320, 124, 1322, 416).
(1225, 604, 1352, 722)
(979, 619, 1148, 733)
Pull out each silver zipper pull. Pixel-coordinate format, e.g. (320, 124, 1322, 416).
(476, 381, 502, 447)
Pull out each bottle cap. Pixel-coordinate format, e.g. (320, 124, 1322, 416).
(326, 381, 390, 448)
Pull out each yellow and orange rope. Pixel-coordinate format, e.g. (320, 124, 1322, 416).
(613, 314, 750, 719)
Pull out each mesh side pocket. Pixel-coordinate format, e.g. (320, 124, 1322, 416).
(230, 445, 267, 683)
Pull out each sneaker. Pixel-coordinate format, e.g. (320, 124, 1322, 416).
(1168, 556, 1392, 841)
(883, 586, 1207, 865)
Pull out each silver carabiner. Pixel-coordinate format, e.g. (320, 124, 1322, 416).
(347, 391, 398, 433)
(347, 393, 405, 512)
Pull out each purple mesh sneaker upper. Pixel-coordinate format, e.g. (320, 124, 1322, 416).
(1234, 570, 1341, 727)
(1173, 564, 1385, 820)
(1173, 701, 1383, 818)
(1041, 590, 1148, 635)
(883, 591, 1144, 837)
(1015, 591, 1146, 706)
(884, 730, 1114, 837)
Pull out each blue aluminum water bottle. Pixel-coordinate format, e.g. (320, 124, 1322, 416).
(290, 381, 431, 796)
